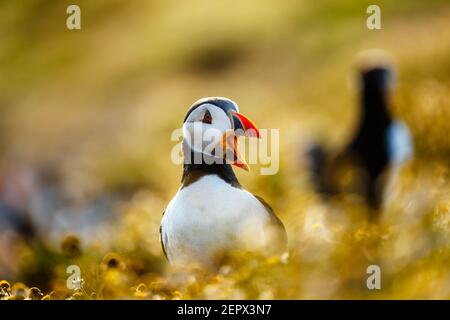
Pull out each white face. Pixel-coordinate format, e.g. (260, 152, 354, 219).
(183, 103, 232, 157)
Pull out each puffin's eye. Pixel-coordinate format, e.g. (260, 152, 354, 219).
(202, 110, 212, 124)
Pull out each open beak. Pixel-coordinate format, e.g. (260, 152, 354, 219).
(222, 112, 260, 171)
(231, 112, 260, 138)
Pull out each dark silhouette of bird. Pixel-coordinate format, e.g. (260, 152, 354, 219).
(306, 53, 413, 214)
(160, 97, 287, 266)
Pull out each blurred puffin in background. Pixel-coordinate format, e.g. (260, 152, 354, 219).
(306, 50, 413, 214)
(160, 97, 287, 266)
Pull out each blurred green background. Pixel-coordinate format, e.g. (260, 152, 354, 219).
(0, 0, 449, 299)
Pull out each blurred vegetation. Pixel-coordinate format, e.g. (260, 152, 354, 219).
(0, 0, 449, 299)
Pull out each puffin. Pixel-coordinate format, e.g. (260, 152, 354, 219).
(307, 54, 413, 213)
(160, 97, 287, 266)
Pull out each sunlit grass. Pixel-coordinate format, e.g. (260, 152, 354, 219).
(0, 0, 449, 299)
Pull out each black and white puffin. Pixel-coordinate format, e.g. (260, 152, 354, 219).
(307, 53, 413, 212)
(160, 97, 287, 266)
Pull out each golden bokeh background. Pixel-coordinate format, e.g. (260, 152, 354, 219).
(0, 0, 449, 299)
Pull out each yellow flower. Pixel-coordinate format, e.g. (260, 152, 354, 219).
(0, 280, 11, 299)
(28, 287, 44, 300)
(102, 252, 126, 271)
(61, 234, 82, 258)
(12, 283, 29, 299)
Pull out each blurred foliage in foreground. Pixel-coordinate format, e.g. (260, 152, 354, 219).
(0, 0, 449, 299)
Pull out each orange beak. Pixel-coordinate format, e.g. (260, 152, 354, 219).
(222, 111, 260, 171)
(231, 111, 260, 138)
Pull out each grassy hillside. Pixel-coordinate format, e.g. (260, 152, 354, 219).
(0, 0, 449, 299)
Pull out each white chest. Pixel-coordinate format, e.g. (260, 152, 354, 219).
(161, 175, 270, 265)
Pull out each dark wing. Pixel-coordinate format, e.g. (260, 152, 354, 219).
(253, 195, 287, 254)
(160, 211, 168, 260)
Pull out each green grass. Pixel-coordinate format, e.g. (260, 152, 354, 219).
(0, 0, 449, 299)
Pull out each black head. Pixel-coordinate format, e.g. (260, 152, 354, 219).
(183, 97, 239, 123)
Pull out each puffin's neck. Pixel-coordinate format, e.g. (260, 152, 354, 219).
(182, 162, 240, 188)
(352, 86, 392, 146)
(181, 144, 241, 189)
(361, 87, 392, 128)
